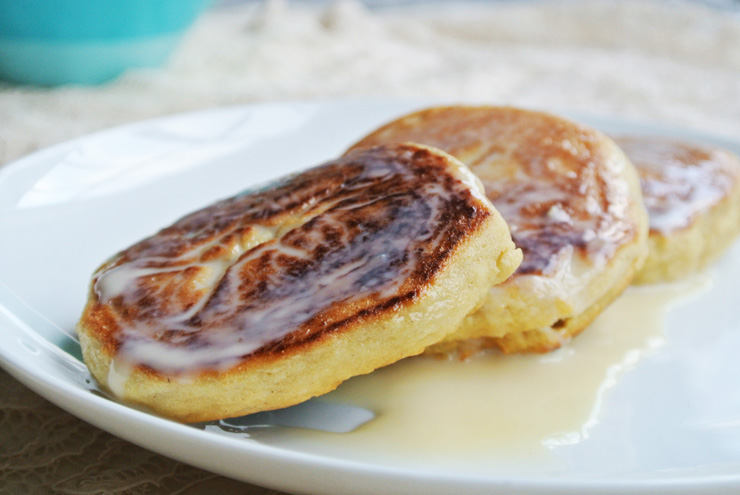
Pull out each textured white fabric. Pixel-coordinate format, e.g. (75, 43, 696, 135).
(1, 0, 738, 492)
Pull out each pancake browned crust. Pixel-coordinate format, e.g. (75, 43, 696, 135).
(77, 143, 521, 422)
(348, 106, 649, 356)
(615, 135, 740, 284)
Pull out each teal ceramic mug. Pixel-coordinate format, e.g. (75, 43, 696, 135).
(0, 0, 212, 86)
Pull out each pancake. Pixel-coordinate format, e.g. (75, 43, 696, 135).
(348, 106, 649, 356)
(615, 135, 740, 284)
(77, 143, 522, 422)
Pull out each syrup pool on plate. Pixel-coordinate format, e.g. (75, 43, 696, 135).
(280, 275, 712, 474)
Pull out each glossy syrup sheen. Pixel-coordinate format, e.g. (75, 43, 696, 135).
(85, 144, 493, 376)
(616, 135, 740, 234)
(349, 106, 637, 276)
(291, 277, 711, 474)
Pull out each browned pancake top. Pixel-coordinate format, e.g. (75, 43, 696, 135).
(85, 143, 492, 375)
(349, 106, 636, 275)
(615, 135, 740, 233)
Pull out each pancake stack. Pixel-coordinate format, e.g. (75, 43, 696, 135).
(78, 105, 740, 422)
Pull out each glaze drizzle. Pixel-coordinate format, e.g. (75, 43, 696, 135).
(349, 106, 636, 276)
(90, 144, 491, 375)
(615, 135, 740, 233)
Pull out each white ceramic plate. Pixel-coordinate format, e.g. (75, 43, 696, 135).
(2, 99, 740, 495)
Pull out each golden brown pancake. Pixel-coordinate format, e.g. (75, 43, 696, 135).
(77, 143, 521, 422)
(348, 106, 649, 356)
(615, 135, 740, 284)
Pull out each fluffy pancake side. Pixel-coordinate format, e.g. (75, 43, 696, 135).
(348, 106, 649, 356)
(615, 135, 740, 284)
(77, 143, 521, 422)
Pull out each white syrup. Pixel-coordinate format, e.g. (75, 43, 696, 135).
(302, 277, 711, 473)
